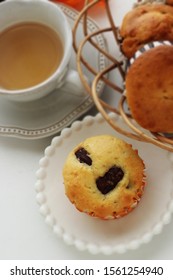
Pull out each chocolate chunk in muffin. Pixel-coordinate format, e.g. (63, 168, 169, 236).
(63, 135, 145, 220)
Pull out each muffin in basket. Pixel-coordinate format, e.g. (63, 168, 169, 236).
(119, 3, 173, 58)
(63, 135, 146, 220)
(125, 43, 173, 133)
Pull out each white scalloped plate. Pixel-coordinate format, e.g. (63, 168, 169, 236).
(0, 4, 107, 139)
(35, 113, 173, 255)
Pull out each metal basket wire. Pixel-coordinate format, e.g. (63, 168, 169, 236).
(72, 0, 173, 152)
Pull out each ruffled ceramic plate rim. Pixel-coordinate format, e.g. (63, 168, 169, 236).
(35, 112, 173, 255)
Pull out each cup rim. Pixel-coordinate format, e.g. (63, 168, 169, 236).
(0, 0, 72, 97)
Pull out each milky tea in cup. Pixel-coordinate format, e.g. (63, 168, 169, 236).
(0, 22, 64, 90)
(0, 0, 86, 102)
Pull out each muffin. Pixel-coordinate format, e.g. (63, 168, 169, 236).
(120, 3, 173, 58)
(125, 44, 173, 133)
(63, 135, 145, 220)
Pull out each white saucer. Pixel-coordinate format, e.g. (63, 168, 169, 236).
(0, 4, 107, 139)
(35, 113, 173, 255)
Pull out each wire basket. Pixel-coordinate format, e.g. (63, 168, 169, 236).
(72, 0, 173, 152)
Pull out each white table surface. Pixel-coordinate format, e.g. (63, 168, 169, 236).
(1, 0, 173, 260)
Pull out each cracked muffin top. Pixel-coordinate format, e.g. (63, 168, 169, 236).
(120, 3, 173, 58)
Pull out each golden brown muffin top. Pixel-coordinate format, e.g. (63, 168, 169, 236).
(120, 4, 173, 57)
(63, 135, 145, 219)
(126, 45, 173, 132)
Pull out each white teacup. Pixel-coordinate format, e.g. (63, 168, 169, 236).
(0, 0, 86, 102)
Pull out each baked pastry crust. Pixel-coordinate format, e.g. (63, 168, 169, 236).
(63, 135, 145, 220)
(120, 4, 173, 58)
(126, 44, 173, 132)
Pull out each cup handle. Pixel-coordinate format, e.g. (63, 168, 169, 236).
(59, 69, 89, 97)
